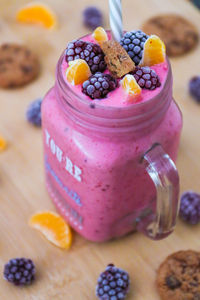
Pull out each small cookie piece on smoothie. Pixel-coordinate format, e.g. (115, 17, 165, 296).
(101, 40, 135, 78)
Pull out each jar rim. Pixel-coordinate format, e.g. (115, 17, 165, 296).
(57, 51, 172, 117)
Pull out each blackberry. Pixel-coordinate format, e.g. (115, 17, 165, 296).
(96, 263, 130, 300)
(179, 191, 200, 225)
(3, 258, 36, 286)
(82, 72, 117, 100)
(83, 6, 103, 30)
(65, 40, 106, 74)
(120, 30, 148, 65)
(26, 98, 42, 127)
(132, 66, 161, 90)
(191, 0, 200, 9)
(189, 76, 200, 103)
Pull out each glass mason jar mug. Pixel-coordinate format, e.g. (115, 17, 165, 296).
(42, 53, 182, 242)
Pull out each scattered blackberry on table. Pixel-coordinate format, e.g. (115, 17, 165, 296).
(82, 6, 103, 30)
(189, 76, 200, 103)
(191, 0, 200, 9)
(26, 98, 42, 127)
(65, 40, 106, 74)
(3, 258, 36, 286)
(82, 72, 117, 100)
(120, 30, 149, 65)
(131, 66, 161, 90)
(96, 263, 130, 300)
(179, 191, 200, 225)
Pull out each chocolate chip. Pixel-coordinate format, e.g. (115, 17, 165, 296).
(21, 65, 33, 73)
(25, 50, 31, 57)
(165, 275, 181, 289)
(0, 67, 7, 72)
(2, 44, 9, 50)
(189, 281, 198, 287)
(5, 58, 13, 63)
(14, 47, 20, 53)
(8, 82, 15, 88)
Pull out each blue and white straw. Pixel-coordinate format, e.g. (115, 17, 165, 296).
(109, 0, 123, 42)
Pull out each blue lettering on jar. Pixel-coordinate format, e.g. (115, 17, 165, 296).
(45, 155, 82, 207)
(47, 174, 83, 227)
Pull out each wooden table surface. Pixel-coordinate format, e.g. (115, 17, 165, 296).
(0, 0, 200, 299)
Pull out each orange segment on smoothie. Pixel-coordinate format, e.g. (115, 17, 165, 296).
(121, 74, 141, 102)
(29, 211, 72, 249)
(66, 59, 91, 85)
(140, 35, 166, 66)
(16, 2, 57, 29)
(92, 27, 108, 45)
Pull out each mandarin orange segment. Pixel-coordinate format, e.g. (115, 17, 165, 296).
(92, 27, 108, 45)
(16, 2, 57, 29)
(140, 35, 166, 66)
(66, 59, 91, 85)
(121, 74, 141, 102)
(29, 211, 72, 249)
(0, 135, 7, 152)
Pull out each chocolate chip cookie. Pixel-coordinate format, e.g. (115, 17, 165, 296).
(157, 250, 200, 300)
(142, 14, 199, 56)
(0, 43, 40, 88)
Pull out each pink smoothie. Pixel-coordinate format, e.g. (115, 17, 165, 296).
(42, 32, 182, 242)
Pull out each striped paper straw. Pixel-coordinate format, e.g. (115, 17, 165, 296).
(109, 0, 123, 42)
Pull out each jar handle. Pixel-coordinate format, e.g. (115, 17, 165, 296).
(137, 143, 180, 240)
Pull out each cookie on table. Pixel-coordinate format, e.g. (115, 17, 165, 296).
(142, 14, 199, 56)
(157, 250, 200, 300)
(0, 43, 40, 88)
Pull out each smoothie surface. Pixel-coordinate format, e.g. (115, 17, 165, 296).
(62, 32, 168, 107)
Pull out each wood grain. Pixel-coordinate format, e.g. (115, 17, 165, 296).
(0, 0, 200, 299)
